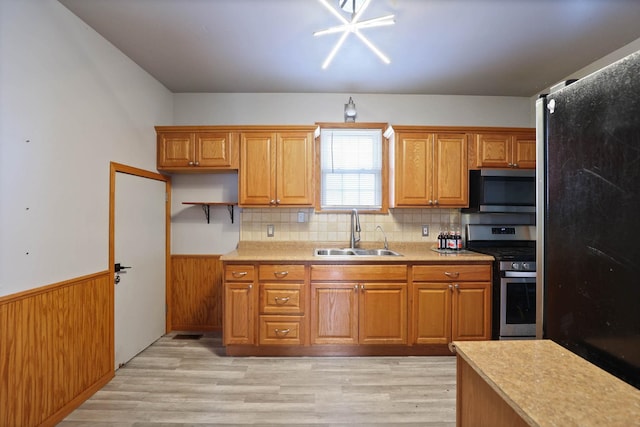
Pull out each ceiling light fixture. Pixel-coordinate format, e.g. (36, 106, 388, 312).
(314, 0, 395, 69)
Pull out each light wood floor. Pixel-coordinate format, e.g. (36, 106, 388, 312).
(59, 333, 457, 426)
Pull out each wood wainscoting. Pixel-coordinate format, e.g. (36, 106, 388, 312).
(169, 255, 223, 331)
(0, 271, 113, 427)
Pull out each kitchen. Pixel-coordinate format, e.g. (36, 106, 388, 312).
(2, 1, 640, 426)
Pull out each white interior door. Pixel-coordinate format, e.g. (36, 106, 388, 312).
(114, 172, 166, 369)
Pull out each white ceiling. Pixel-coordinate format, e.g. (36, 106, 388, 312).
(58, 0, 640, 97)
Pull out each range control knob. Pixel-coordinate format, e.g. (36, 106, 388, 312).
(522, 262, 530, 270)
(511, 262, 520, 270)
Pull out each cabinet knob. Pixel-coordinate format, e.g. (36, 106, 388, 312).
(188, 161, 194, 166)
(512, 163, 519, 168)
(454, 284, 460, 290)
(194, 161, 200, 166)
(428, 199, 433, 205)
(434, 200, 439, 205)
(248, 284, 253, 290)
(449, 284, 453, 290)
(270, 199, 276, 205)
(276, 199, 281, 204)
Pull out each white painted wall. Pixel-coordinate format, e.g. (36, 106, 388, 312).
(173, 93, 533, 127)
(0, 0, 173, 296)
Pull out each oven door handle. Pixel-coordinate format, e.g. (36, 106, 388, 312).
(504, 271, 536, 278)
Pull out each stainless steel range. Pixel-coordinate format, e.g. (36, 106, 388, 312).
(466, 224, 536, 340)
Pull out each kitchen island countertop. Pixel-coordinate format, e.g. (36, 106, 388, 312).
(220, 241, 494, 262)
(453, 339, 640, 426)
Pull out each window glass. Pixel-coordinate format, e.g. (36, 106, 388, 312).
(320, 128, 382, 210)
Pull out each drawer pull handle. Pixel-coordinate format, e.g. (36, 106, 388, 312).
(231, 271, 248, 278)
(274, 296, 290, 304)
(444, 271, 460, 278)
(274, 271, 289, 278)
(274, 328, 290, 336)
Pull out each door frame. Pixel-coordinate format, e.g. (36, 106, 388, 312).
(109, 162, 171, 370)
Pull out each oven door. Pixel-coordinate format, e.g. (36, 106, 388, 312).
(500, 273, 536, 338)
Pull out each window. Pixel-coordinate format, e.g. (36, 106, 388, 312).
(319, 127, 386, 211)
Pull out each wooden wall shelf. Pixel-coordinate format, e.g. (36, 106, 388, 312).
(182, 202, 237, 223)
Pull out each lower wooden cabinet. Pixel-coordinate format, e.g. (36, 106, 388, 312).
(412, 264, 492, 344)
(223, 265, 256, 345)
(257, 264, 307, 345)
(223, 261, 491, 355)
(310, 282, 408, 345)
(310, 264, 408, 345)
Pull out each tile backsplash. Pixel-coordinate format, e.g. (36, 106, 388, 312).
(240, 208, 461, 244)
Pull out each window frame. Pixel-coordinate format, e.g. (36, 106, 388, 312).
(314, 122, 389, 214)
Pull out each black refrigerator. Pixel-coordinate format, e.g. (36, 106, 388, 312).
(536, 49, 640, 389)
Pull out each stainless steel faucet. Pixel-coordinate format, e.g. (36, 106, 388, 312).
(376, 225, 389, 250)
(350, 208, 361, 248)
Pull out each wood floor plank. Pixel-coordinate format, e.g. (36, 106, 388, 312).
(59, 333, 456, 426)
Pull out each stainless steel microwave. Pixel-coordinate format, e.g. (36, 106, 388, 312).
(465, 169, 536, 213)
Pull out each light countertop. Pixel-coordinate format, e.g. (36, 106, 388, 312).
(453, 339, 640, 426)
(220, 241, 494, 262)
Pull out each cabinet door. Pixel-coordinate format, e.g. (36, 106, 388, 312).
(196, 131, 233, 168)
(239, 132, 276, 205)
(393, 133, 434, 206)
(158, 132, 194, 168)
(512, 133, 536, 169)
(224, 282, 256, 345)
(310, 282, 358, 345)
(452, 282, 491, 341)
(433, 133, 468, 207)
(359, 283, 407, 345)
(276, 131, 314, 206)
(475, 133, 511, 168)
(412, 283, 452, 345)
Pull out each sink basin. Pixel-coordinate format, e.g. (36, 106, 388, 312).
(314, 248, 402, 257)
(314, 248, 357, 256)
(354, 248, 402, 256)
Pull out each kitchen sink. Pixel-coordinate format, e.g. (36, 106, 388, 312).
(314, 248, 402, 257)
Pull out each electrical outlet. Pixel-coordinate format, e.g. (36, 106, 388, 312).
(421, 224, 429, 237)
(267, 224, 275, 237)
(297, 211, 305, 223)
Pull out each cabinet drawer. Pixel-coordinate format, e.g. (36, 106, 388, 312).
(311, 265, 407, 281)
(259, 264, 306, 281)
(225, 265, 255, 281)
(413, 264, 491, 282)
(259, 316, 303, 345)
(260, 283, 305, 315)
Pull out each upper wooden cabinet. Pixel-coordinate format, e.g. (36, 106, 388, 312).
(156, 127, 239, 172)
(392, 130, 469, 208)
(239, 127, 316, 207)
(474, 131, 536, 169)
